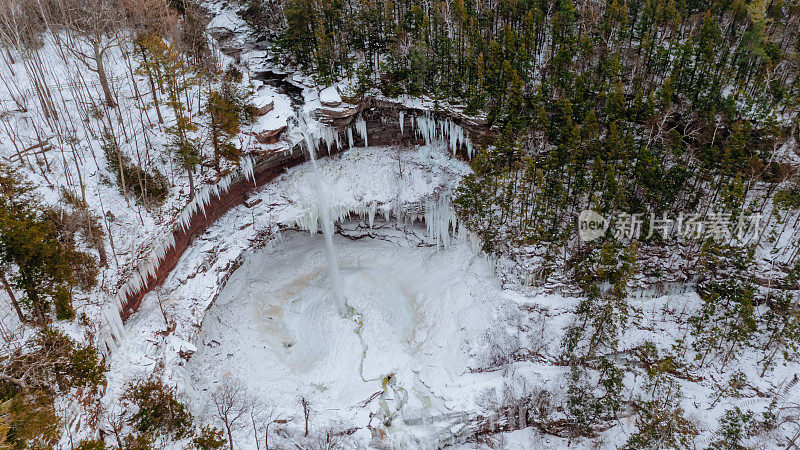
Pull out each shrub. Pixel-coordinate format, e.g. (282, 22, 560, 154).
(121, 433, 155, 450)
(122, 377, 194, 441)
(1, 328, 106, 395)
(624, 346, 696, 449)
(0, 165, 98, 323)
(565, 359, 624, 436)
(191, 425, 226, 449)
(1, 390, 60, 449)
(76, 439, 106, 449)
(708, 406, 778, 450)
(102, 133, 169, 206)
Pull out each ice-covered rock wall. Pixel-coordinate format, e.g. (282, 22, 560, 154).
(411, 113, 475, 159)
(97, 156, 261, 356)
(319, 111, 476, 159)
(100, 105, 485, 356)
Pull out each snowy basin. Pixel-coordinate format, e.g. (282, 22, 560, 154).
(188, 227, 508, 439)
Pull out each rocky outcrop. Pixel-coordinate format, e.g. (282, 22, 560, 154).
(113, 143, 329, 326)
(313, 96, 494, 160)
(252, 126, 286, 144)
(253, 97, 275, 115)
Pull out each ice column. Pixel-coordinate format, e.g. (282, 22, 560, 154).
(355, 114, 368, 147)
(425, 195, 459, 248)
(398, 111, 405, 135)
(301, 118, 348, 317)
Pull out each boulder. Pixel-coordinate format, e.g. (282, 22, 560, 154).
(253, 96, 275, 116)
(313, 105, 360, 124)
(319, 85, 342, 107)
(253, 126, 286, 144)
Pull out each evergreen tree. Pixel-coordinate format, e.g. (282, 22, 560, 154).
(0, 166, 96, 323)
(137, 36, 202, 199)
(206, 71, 255, 173)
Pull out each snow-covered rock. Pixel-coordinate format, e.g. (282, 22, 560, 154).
(319, 85, 342, 107)
(252, 95, 275, 116)
(207, 11, 243, 32)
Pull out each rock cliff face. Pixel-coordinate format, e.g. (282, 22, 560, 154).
(315, 97, 493, 159)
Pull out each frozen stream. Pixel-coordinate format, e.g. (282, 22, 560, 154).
(188, 227, 514, 443)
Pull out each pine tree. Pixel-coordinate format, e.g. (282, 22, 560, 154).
(206, 74, 254, 173)
(0, 166, 97, 323)
(137, 36, 202, 199)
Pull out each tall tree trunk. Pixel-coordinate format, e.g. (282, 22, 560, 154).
(27, 286, 45, 324)
(0, 270, 26, 323)
(139, 45, 164, 124)
(225, 422, 234, 450)
(187, 166, 195, 200)
(94, 42, 117, 108)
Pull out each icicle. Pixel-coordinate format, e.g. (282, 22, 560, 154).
(415, 114, 436, 146)
(425, 195, 458, 249)
(368, 203, 376, 229)
(355, 115, 368, 147)
(240, 155, 255, 185)
(449, 122, 458, 155)
(398, 111, 405, 135)
(98, 304, 126, 356)
(322, 126, 335, 154)
(347, 127, 354, 149)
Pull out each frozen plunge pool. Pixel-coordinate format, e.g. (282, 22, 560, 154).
(188, 226, 514, 441)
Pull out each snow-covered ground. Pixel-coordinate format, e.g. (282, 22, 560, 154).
(101, 138, 800, 449)
(189, 229, 508, 446)
(102, 143, 502, 446)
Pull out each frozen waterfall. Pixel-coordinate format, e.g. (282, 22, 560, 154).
(301, 119, 349, 317)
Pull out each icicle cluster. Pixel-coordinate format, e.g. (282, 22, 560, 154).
(295, 202, 390, 234)
(98, 156, 256, 356)
(412, 113, 474, 159)
(355, 115, 368, 147)
(425, 195, 460, 248)
(321, 126, 340, 155)
(318, 111, 475, 160)
(176, 156, 255, 233)
(291, 192, 467, 251)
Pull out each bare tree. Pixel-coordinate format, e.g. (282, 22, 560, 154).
(104, 403, 127, 449)
(210, 377, 250, 450)
(49, 0, 124, 108)
(300, 396, 311, 437)
(0, 0, 58, 122)
(246, 398, 283, 450)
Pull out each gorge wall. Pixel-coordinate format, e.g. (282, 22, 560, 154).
(100, 99, 491, 354)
